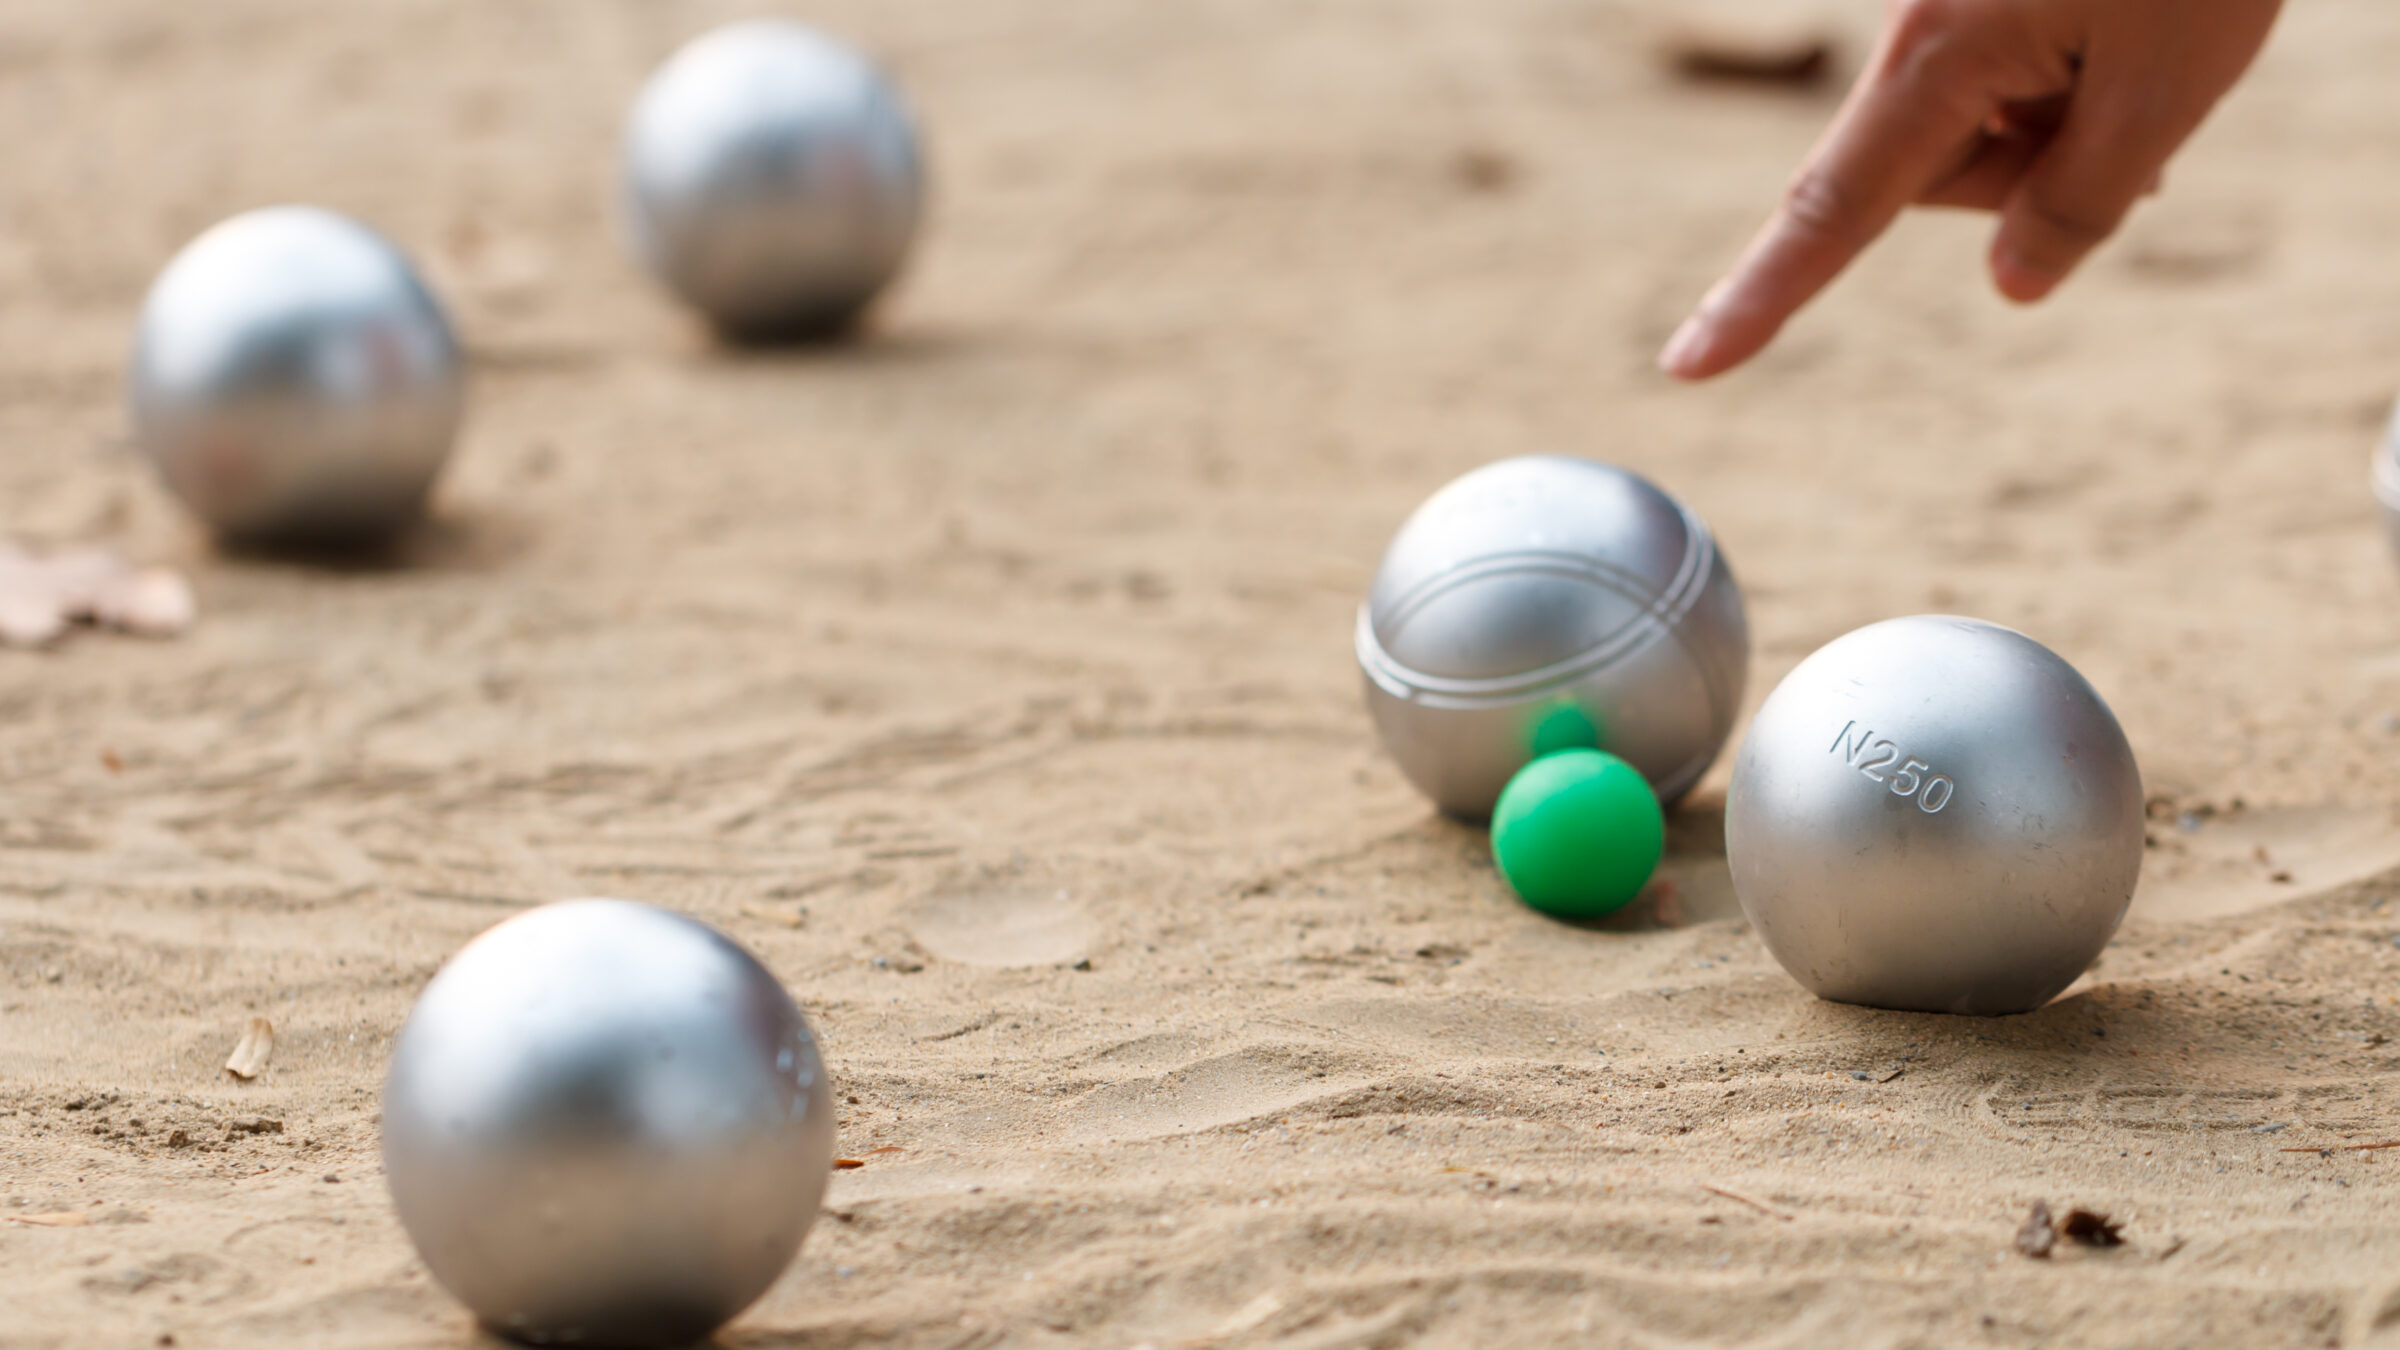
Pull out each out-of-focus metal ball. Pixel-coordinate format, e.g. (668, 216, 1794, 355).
(1725, 616, 2145, 1016)
(620, 20, 923, 339)
(2371, 398, 2400, 568)
(382, 899, 835, 1349)
(129, 206, 463, 543)
(1356, 456, 1749, 820)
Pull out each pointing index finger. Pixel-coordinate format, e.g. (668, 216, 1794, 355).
(1661, 16, 2000, 379)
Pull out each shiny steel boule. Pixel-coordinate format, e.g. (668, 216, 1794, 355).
(1356, 456, 1749, 819)
(383, 900, 835, 1349)
(1725, 616, 2144, 1016)
(621, 19, 923, 339)
(129, 206, 462, 542)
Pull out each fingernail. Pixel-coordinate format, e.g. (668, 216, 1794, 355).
(1991, 248, 2056, 303)
(1658, 316, 1711, 376)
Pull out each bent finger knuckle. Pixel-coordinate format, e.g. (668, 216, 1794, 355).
(1886, 0, 1967, 46)
(1880, 0, 2006, 94)
(1884, 0, 1980, 65)
(1780, 167, 1865, 245)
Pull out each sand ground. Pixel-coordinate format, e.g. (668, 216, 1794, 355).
(9, 0, 2400, 1345)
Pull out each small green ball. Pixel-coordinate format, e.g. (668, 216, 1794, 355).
(1491, 749, 1664, 918)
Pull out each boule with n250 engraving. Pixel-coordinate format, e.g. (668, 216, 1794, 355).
(129, 206, 463, 543)
(1356, 456, 1748, 820)
(382, 899, 835, 1349)
(620, 19, 923, 340)
(1725, 615, 2144, 1016)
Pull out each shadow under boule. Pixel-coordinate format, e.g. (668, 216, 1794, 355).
(210, 502, 534, 576)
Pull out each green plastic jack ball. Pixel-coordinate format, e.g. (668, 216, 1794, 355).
(1491, 748, 1665, 919)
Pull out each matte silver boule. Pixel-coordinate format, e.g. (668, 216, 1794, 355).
(1725, 616, 2144, 1016)
(382, 899, 835, 1349)
(621, 20, 923, 339)
(1357, 456, 1749, 819)
(129, 206, 463, 542)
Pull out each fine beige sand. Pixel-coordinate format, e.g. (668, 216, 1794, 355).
(11, 1, 2400, 1346)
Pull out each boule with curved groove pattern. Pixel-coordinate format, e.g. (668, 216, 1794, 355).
(1357, 456, 1749, 819)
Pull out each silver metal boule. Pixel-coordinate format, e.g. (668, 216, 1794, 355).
(129, 206, 463, 542)
(382, 899, 835, 1349)
(1357, 456, 1749, 819)
(2371, 397, 2400, 569)
(620, 19, 923, 339)
(1725, 616, 2145, 1016)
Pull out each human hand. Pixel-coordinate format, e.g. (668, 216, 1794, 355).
(1658, 0, 2283, 380)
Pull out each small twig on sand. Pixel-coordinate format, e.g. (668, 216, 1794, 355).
(2280, 1139, 2400, 1153)
(1701, 1183, 1794, 1221)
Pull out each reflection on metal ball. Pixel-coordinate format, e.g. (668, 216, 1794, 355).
(620, 19, 923, 339)
(1356, 456, 1750, 820)
(382, 899, 835, 1349)
(129, 206, 463, 543)
(1726, 616, 2145, 1016)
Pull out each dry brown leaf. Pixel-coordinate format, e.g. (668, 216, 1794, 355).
(833, 1158, 867, 1170)
(0, 545, 197, 648)
(1662, 23, 1836, 84)
(7, 1210, 91, 1227)
(225, 1016, 274, 1080)
(94, 567, 197, 638)
(2061, 1208, 2125, 1247)
(0, 589, 65, 645)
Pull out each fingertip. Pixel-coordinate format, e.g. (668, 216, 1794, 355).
(1657, 316, 1714, 380)
(1657, 304, 1780, 380)
(1989, 243, 2062, 305)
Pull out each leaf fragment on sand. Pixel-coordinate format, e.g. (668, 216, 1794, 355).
(93, 567, 196, 637)
(2061, 1208, 2125, 1247)
(0, 545, 198, 648)
(224, 1016, 274, 1080)
(0, 588, 66, 646)
(2015, 1200, 2057, 1258)
(1661, 22, 1836, 84)
(6, 1210, 91, 1227)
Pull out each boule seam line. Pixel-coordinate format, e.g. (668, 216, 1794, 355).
(1357, 509, 1724, 704)
(1357, 606, 1731, 803)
